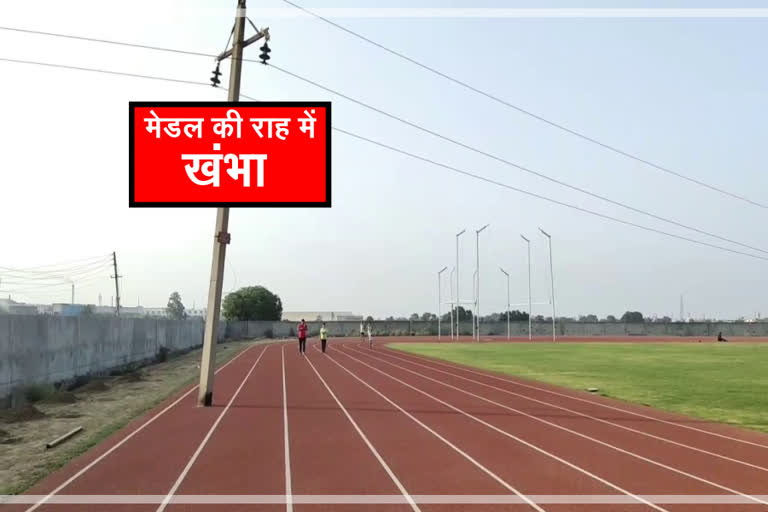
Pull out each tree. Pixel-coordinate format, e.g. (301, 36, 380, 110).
(533, 315, 545, 323)
(409, 313, 420, 321)
(166, 292, 186, 320)
(579, 314, 598, 323)
(222, 286, 282, 321)
(366, 315, 375, 323)
(420, 312, 437, 321)
(605, 315, 617, 323)
(81, 304, 95, 316)
(385, 316, 395, 321)
(621, 311, 644, 323)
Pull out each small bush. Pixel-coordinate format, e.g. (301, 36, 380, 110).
(156, 346, 170, 363)
(23, 384, 53, 404)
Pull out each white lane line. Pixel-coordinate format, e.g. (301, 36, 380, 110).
(338, 345, 668, 512)
(375, 349, 768, 474)
(24, 342, 260, 512)
(386, 346, 768, 450)
(303, 354, 421, 512)
(351, 347, 768, 507)
(282, 347, 293, 512)
(155, 345, 270, 512)
(312, 345, 546, 512)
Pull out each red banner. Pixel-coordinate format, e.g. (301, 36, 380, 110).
(129, 102, 331, 207)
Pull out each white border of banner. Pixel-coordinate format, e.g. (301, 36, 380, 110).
(241, 8, 768, 18)
(3, 495, 768, 505)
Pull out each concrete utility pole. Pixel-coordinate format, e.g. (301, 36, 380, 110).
(111, 251, 121, 317)
(198, 0, 269, 407)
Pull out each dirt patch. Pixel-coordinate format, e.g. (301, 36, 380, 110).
(52, 412, 83, 419)
(74, 379, 110, 393)
(0, 404, 46, 424)
(117, 370, 145, 383)
(41, 391, 78, 404)
(0, 339, 268, 495)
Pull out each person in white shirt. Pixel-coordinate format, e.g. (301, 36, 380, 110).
(360, 321, 365, 342)
(367, 322, 373, 349)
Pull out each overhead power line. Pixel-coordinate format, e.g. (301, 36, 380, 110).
(0, 57, 209, 87)
(277, 0, 768, 211)
(328, 125, 768, 263)
(2, 25, 765, 254)
(2, 55, 765, 263)
(264, 63, 768, 256)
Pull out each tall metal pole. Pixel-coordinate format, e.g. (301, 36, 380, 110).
(111, 251, 121, 317)
(472, 269, 478, 340)
(521, 235, 532, 341)
(455, 229, 465, 339)
(539, 228, 556, 342)
(449, 266, 455, 339)
(198, 0, 246, 407)
(500, 268, 510, 340)
(474, 224, 489, 341)
(438, 266, 447, 340)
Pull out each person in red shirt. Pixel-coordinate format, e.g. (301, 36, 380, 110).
(298, 319, 308, 354)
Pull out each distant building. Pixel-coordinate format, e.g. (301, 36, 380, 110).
(282, 311, 363, 322)
(144, 307, 168, 318)
(0, 298, 39, 315)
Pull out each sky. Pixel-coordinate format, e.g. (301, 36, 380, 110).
(1, 0, 767, 320)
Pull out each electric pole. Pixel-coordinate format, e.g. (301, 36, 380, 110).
(198, 0, 269, 407)
(111, 251, 121, 317)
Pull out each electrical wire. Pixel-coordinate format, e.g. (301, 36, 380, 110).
(265, 62, 768, 256)
(277, 0, 768, 210)
(0, 56, 764, 264)
(330, 125, 768, 263)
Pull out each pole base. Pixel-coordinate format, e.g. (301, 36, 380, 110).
(200, 391, 213, 407)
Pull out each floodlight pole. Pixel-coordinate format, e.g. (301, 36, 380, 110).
(539, 227, 556, 342)
(437, 266, 447, 340)
(455, 229, 465, 339)
(449, 266, 456, 339)
(521, 235, 532, 341)
(198, 0, 268, 406)
(472, 269, 478, 340)
(474, 224, 489, 341)
(500, 267, 510, 340)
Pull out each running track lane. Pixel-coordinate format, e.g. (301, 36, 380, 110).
(307, 341, 541, 511)
(283, 345, 413, 512)
(332, 343, 655, 512)
(382, 342, 768, 463)
(9, 343, 266, 512)
(373, 345, 768, 494)
(343, 343, 766, 512)
(163, 345, 283, 512)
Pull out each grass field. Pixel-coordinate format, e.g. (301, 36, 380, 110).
(390, 342, 768, 434)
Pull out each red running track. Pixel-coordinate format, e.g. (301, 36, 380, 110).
(5, 338, 768, 512)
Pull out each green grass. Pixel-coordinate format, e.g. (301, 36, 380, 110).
(390, 342, 768, 434)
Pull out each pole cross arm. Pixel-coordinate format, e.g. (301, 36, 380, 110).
(216, 27, 269, 61)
